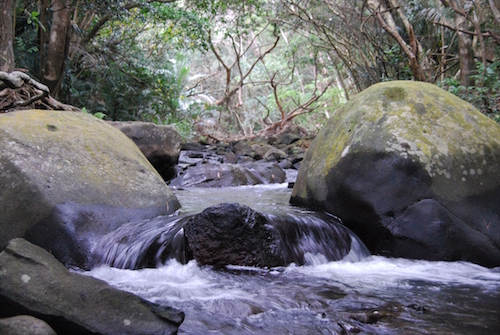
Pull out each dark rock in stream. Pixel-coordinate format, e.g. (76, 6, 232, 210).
(184, 203, 354, 268)
(184, 203, 284, 267)
(0, 238, 183, 335)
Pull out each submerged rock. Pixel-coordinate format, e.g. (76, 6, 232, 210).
(0, 110, 180, 269)
(0, 238, 183, 335)
(91, 203, 362, 270)
(291, 81, 500, 267)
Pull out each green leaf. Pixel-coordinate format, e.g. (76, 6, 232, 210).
(93, 112, 107, 119)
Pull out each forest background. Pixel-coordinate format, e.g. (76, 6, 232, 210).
(1, 0, 499, 140)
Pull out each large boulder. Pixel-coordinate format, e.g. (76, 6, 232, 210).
(0, 110, 181, 269)
(291, 81, 500, 267)
(109, 121, 182, 181)
(0, 238, 183, 334)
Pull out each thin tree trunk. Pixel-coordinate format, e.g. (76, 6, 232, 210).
(489, 0, 500, 26)
(441, 0, 475, 87)
(367, 0, 426, 81)
(455, 16, 474, 87)
(43, 0, 71, 95)
(334, 60, 349, 101)
(0, 0, 15, 72)
(38, 0, 49, 79)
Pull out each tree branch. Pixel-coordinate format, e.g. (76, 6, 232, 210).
(82, 0, 176, 45)
(213, 34, 280, 106)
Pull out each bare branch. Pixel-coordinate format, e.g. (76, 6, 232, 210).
(213, 34, 280, 106)
(489, 0, 500, 26)
(185, 72, 219, 93)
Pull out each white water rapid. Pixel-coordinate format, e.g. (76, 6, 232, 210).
(83, 184, 500, 334)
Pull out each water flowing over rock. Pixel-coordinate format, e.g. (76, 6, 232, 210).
(92, 215, 192, 269)
(108, 121, 182, 181)
(291, 81, 500, 267)
(0, 110, 181, 269)
(0, 238, 183, 335)
(92, 203, 369, 269)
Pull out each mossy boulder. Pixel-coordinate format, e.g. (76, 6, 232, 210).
(290, 81, 500, 267)
(0, 110, 181, 269)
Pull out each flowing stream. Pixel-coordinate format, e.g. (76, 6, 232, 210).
(85, 184, 500, 334)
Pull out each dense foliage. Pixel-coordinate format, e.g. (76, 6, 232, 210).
(2, 0, 499, 138)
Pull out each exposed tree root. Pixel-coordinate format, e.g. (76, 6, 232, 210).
(0, 71, 80, 113)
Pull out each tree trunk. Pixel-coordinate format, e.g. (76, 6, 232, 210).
(489, 0, 500, 26)
(367, 0, 426, 81)
(38, 0, 49, 79)
(43, 0, 71, 96)
(441, 0, 475, 87)
(455, 15, 474, 87)
(0, 0, 15, 72)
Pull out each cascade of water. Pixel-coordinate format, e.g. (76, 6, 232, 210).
(85, 185, 500, 335)
(91, 207, 370, 270)
(91, 215, 192, 269)
(268, 212, 370, 265)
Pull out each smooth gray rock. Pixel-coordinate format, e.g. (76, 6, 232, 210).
(109, 121, 182, 181)
(0, 316, 57, 335)
(169, 162, 285, 188)
(0, 238, 183, 335)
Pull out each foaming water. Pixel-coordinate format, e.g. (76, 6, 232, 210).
(91, 215, 191, 269)
(293, 256, 500, 292)
(84, 184, 500, 334)
(85, 256, 500, 334)
(92, 204, 370, 269)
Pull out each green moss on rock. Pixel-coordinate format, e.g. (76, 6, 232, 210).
(383, 86, 407, 101)
(294, 81, 500, 202)
(291, 81, 500, 267)
(0, 110, 181, 268)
